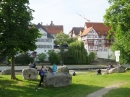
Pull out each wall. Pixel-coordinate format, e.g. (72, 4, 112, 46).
(96, 49, 114, 59)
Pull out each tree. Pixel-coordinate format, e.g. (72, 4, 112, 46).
(55, 32, 77, 45)
(0, 0, 41, 79)
(15, 53, 34, 65)
(48, 50, 61, 65)
(88, 52, 95, 64)
(104, 0, 130, 64)
(37, 53, 46, 63)
(67, 41, 88, 64)
(54, 32, 70, 45)
(54, 32, 77, 64)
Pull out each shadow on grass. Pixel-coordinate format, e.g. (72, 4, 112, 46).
(0, 81, 104, 97)
(0, 76, 3, 78)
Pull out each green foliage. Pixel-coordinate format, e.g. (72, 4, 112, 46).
(54, 32, 77, 64)
(54, 32, 69, 45)
(88, 52, 95, 64)
(0, 55, 6, 63)
(37, 53, 46, 62)
(68, 37, 77, 44)
(104, 0, 130, 64)
(54, 32, 77, 45)
(65, 41, 88, 64)
(0, 0, 41, 79)
(15, 53, 34, 65)
(48, 50, 61, 65)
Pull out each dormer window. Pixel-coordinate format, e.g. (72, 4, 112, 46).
(105, 32, 108, 34)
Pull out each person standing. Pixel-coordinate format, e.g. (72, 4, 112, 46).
(38, 66, 46, 87)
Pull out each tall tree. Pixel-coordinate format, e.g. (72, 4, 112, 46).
(0, 0, 41, 79)
(54, 32, 77, 64)
(54, 32, 70, 45)
(67, 41, 88, 64)
(104, 0, 130, 63)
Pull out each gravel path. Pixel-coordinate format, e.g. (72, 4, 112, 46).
(86, 82, 127, 97)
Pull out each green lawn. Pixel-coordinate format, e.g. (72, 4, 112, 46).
(0, 71, 130, 97)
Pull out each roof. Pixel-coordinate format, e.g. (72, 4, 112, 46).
(85, 22, 111, 35)
(81, 27, 92, 36)
(37, 23, 54, 39)
(70, 27, 84, 35)
(43, 21, 63, 34)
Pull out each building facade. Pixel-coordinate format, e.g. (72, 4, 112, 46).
(34, 23, 54, 54)
(81, 22, 114, 59)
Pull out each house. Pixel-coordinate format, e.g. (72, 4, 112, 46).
(81, 22, 114, 59)
(33, 23, 54, 55)
(43, 21, 64, 38)
(69, 27, 84, 40)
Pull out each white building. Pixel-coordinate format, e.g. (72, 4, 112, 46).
(30, 23, 54, 56)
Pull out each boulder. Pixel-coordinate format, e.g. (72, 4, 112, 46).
(1, 69, 11, 75)
(108, 68, 116, 74)
(107, 66, 125, 74)
(43, 72, 72, 87)
(57, 66, 69, 74)
(115, 65, 125, 73)
(22, 68, 38, 80)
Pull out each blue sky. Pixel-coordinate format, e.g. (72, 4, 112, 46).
(29, 0, 110, 34)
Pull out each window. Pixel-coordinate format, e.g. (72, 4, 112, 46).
(105, 32, 107, 34)
(99, 36, 102, 38)
(43, 33, 47, 36)
(99, 40, 101, 42)
(98, 44, 101, 47)
(37, 45, 52, 48)
(46, 39, 52, 42)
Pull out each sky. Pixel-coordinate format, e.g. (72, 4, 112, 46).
(29, 0, 110, 34)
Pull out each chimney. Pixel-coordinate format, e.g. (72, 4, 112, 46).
(41, 22, 42, 25)
(50, 21, 54, 26)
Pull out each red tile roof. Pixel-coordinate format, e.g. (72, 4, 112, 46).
(43, 21, 63, 34)
(81, 27, 92, 36)
(85, 22, 111, 35)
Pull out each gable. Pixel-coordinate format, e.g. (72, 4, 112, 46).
(81, 27, 92, 36)
(37, 23, 54, 39)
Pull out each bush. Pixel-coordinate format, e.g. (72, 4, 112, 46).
(88, 52, 95, 64)
(15, 53, 34, 65)
(48, 50, 61, 65)
(37, 53, 46, 62)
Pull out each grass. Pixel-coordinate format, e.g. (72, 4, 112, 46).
(0, 71, 130, 97)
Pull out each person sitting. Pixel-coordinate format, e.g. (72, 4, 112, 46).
(110, 64, 114, 68)
(52, 63, 57, 74)
(73, 72, 76, 76)
(29, 62, 33, 68)
(97, 69, 101, 75)
(48, 66, 53, 73)
(32, 62, 37, 69)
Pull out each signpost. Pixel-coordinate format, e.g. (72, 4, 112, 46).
(115, 50, 120, 62)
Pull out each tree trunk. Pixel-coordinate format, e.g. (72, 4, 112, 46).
(11, 55, 16, 79)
